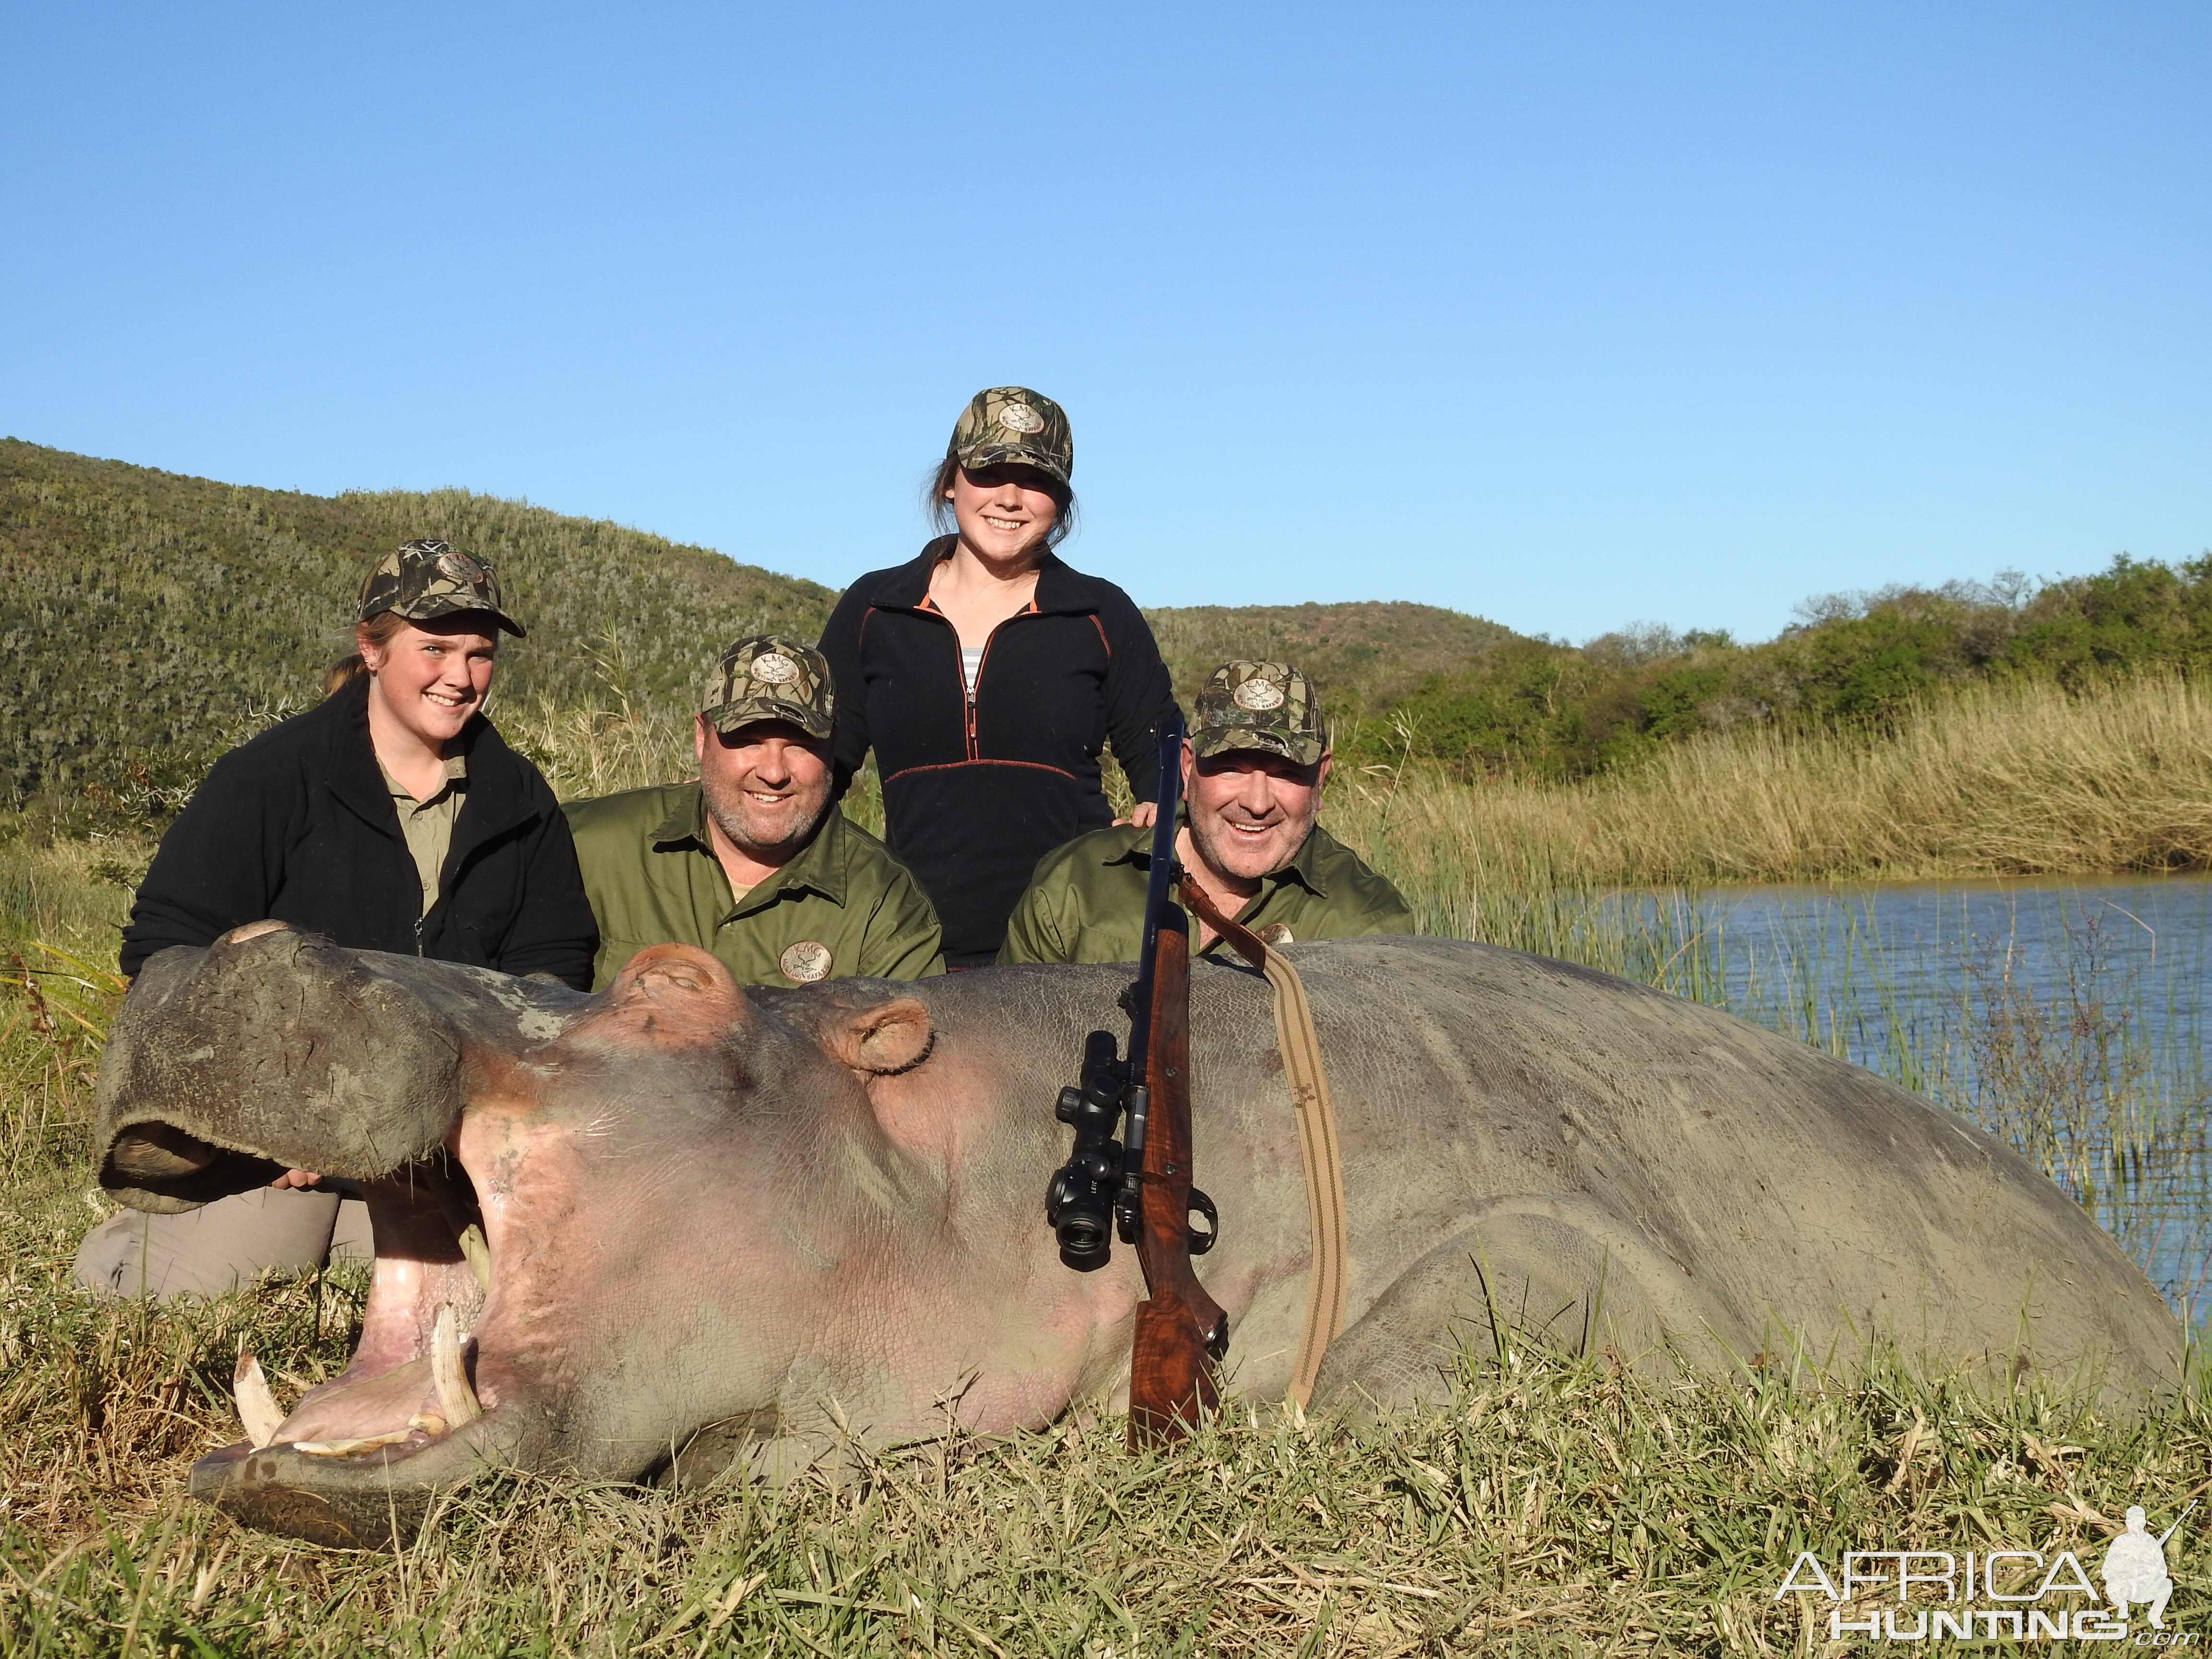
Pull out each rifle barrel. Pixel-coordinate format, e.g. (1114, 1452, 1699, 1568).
(1124, 713, 1186, 1086)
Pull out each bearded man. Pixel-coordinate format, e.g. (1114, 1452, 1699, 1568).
(565, 635, 943, 988)
(998, 661, 1413, 964)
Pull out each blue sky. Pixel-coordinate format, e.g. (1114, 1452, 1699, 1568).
(5, 2, 2206, 642)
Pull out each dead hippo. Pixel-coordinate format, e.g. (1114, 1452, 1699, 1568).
(92, 925, 2177, 1548)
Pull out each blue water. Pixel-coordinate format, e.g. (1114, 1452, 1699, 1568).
(1665, 876, 2212, 1314)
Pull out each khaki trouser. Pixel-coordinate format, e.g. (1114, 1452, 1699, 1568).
(74, 1187, 375, 1301)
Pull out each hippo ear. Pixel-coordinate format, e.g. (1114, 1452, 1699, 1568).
(819, 997, 935, 1076)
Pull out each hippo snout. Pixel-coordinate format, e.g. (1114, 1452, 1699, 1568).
(94, 927, 466, 1209)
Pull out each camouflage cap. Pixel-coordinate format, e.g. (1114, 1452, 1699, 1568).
(1190, 661, 1327, 767)
(700, 633, 835, 741)
(948, 387, 1074, 485)
(357, 540, 525, 637)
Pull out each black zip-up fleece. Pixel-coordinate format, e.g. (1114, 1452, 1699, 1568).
(120, 675, 598, 986)
(819, 538, 1179, 964)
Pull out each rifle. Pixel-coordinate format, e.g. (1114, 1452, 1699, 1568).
(1043, 711, 1228, 1447)
(2157, 1501, 2198, 1548)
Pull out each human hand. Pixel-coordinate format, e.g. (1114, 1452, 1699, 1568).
(269, 1168, 323, 1190)
(1121, 802, 1159, 830)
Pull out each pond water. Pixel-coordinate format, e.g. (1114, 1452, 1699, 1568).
(1664, 875, 2212, 1316)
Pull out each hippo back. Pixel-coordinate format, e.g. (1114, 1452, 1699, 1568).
(1145, 937, 2180, 1400)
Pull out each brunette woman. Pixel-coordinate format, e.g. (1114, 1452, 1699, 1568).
(818, 388, 1179, 966)
(76, 539, 597, 1298)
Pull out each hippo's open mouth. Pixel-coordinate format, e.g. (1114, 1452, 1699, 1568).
(188, 1149, 520, 1547)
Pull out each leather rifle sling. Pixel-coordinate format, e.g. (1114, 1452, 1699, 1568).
(1177, 877, 1349, 1411)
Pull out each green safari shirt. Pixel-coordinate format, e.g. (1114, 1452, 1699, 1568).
(998, 820, 1415, 965)
(563, 782, 945, 991)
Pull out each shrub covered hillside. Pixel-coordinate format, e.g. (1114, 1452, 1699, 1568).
(0, 440, 836, 829)
(1147, 601, 1517, 721)
(1378, 561, 2212, 779)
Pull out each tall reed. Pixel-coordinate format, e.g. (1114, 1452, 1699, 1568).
(1332, 673, 2212, 890)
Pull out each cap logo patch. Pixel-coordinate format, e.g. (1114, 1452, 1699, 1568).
(779, 940, 833, 983)
(436, 550, 481, 583)
(749, 651, 801, 685)
(997, 403, 1045, 434)
(1232, 677, 1286, 711)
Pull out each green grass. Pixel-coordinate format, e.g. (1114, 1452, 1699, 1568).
(7, 1312, 2208, 1656)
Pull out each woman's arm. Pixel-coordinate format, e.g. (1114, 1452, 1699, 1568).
(1097, 589, 1179, 805)
(119, 747, 286, 978)
(817, 585, 875, 797)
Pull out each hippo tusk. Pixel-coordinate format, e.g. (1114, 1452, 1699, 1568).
(457, 1222, 492, 1291)
(432, 1304, 482, 1430)
(233, 1353, 284, 1449)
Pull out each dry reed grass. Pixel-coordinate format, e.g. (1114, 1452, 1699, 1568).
(1331, 673, 2212, 894)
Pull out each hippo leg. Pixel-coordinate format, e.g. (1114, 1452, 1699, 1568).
(1314, 1197, 1734, 1410)
(657, 1420, 851, 1491)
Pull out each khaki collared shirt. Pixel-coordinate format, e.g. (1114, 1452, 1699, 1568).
(998, 818, 1415, 965)
(378, 753, 469, 917)
(563, 781, 945, 991)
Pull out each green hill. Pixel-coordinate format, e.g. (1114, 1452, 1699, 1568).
(0, 440, 837, 826)
(1146, 602, 1516, 720)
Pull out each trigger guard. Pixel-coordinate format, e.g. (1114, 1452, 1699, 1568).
(1187, 1186, 1220, 1255)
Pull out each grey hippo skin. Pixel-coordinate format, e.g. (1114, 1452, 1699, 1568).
(93, 926, 2178, 1548)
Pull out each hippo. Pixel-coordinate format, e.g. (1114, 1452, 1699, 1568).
(92, 925, 2178, 1548)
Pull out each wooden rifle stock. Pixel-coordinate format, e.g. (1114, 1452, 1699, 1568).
(1126, 904, 1229, 1447)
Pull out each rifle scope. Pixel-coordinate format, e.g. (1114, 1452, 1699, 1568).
(1046, 1056, 1127, 1271)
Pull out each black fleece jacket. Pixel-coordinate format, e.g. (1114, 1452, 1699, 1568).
(119, 676, 597, 987)
(819, 539, 1179, 964)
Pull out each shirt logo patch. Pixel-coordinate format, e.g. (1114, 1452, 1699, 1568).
(1233, 677, 1286, 711)
(749, 651, 801, 685)
(997, 402, 1045, 434)
(1257, 923, 1295, 946)
(780, 940, 834, 983)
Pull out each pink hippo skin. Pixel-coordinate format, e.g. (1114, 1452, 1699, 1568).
(92, 925, 2178, 1547)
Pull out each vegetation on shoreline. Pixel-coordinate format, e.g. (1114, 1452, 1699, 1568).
(1332, 671, 2212, 892)
(1357, 556, 2212, 780)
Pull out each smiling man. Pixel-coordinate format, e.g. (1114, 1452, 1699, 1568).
(564, 634, 943, 989)
(998, 661, 1413, 964)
